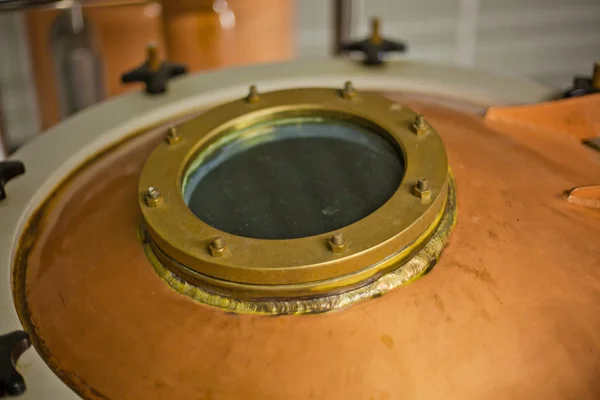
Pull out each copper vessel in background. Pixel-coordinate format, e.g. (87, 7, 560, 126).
(162, 0, 294, 71)
(25, 0, 294, 129)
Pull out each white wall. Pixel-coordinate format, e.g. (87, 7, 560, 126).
(1, 0, 599, 148)
(296, 0, 600, 87)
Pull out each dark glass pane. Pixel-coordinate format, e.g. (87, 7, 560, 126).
(184, 117, 404, 239)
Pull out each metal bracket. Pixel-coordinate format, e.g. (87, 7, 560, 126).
(121, 43, 187, 95)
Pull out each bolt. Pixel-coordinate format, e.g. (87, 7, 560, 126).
(212, 235, 225, 249)
(341, 81, 356, 100)
(593, 61, 600, 89)
(210, 235, 228, 257)
(417, 178, 429, 191)
(370, 17, 382, 45)
(332, 232, 344, 245)
(145, 186, 162, 207)
(146, 43, 160, 71)
(412, 114, 429, 136)
(246, 85, 260, 103)
(413, 178, 431, 202)
(166, 126, 181, 145)
(329, 232, 347, 253)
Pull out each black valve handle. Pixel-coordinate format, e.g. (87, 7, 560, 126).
(121, 44, 188, 95)
(340, 18, 407, 66)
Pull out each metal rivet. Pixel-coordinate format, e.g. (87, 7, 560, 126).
(329, 232, 347, 253)
(145, 186, 162, 207)
(412, 114, 429, 136)
(246, 85, 260, 103)
(341, 81, 356, 100)
(390, 103, 402, 111)
(210, 235, 228, 257)
(413, 178, 431, 202)
(166, 126, 181, 145)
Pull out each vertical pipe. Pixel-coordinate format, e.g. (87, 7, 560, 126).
(0, 123, 6, 161)
(593, 61, 600, 89)
(332, 0, 352, 55)
(0, 84, 6, 160)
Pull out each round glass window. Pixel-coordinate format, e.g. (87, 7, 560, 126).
(183, 117, 404, 239)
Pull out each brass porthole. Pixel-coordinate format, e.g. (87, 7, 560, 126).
(138, 85, 455, 314)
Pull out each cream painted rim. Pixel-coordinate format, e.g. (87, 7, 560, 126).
(0, 58, 557, 399)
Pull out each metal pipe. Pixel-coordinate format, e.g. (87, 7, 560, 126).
(0, 85, 6, 160)
(332, 0, 352, 55)
(0, 0, 150, 12)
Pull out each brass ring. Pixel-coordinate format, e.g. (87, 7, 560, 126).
(139, 87, 450, 300)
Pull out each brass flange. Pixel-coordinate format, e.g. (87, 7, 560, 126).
(138, 86, 451, 303)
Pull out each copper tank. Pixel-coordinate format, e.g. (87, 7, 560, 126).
(2, 59, 600, 399)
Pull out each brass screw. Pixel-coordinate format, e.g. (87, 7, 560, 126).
(370, 17, 382, 45)
(246, 85, 260, 103)
(146, 43, 160, 72)
(593, 61, 600, 89)
(210, 235, 228, 257)
(145, 186, 163, 207)
(329, 232, 347, 253)
(341, 81, 356, 100)
(166, 126, 181, 145)
(413, 178, 431, 202)
(412, 114, 429, 136)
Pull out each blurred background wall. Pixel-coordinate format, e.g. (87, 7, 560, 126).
(1, 0, 599, 150)
(298, 0, 600, 85)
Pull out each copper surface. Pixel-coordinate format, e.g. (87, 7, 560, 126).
(566, 185, 600, 209)
(15, 94, 600, 399)
(485, 93, 600, 141)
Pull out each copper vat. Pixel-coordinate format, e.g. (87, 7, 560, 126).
(1, 59, 599, 399)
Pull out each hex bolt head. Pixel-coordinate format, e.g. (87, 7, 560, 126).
(210, 235, 228, 257)
(166, 126, 181, 145)
(413, 178, 432, 202)
(246, 85, 260, 103)
(412, 114, 429, 136)
(341, 81, 356, 100)
(329, 232, 347, 253)
(145, 186, 163, 207)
